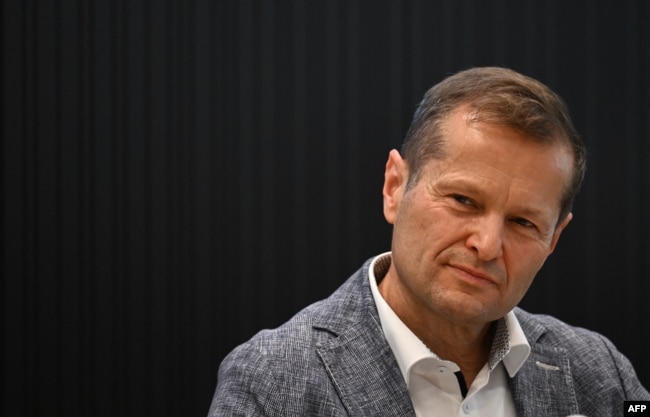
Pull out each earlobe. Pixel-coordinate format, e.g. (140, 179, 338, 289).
(383, 149, 408, 225)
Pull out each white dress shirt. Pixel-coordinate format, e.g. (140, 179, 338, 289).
(369, 253, 531, 417)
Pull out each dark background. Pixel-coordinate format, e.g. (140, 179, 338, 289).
(3, 1, 649, 416)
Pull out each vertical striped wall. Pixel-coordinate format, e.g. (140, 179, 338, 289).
(3, 1, 649, 416)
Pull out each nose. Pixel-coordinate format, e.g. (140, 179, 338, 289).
(465, 214, 504, 261)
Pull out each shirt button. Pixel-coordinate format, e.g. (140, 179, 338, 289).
(437, 366, 447, 373)
(462, 403, 471, 414)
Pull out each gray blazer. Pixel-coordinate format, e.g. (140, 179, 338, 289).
(209, 259, 649, 416)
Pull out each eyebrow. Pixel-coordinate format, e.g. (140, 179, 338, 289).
(430, 177, 487, 200)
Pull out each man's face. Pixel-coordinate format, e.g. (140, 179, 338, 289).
(382, 107, 574, 326)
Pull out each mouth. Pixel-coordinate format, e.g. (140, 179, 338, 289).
(448, 263, 498, 286)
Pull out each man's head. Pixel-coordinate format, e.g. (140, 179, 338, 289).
(401, 67, 586, 223)
(380, 67, 586, 327)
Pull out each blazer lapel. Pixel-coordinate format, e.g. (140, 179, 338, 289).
(316, 314, 416, 416)
(510, 313, 579, 417)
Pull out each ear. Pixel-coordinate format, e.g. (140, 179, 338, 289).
(383, 149, 409, 225)
(548, 212, 573, 254)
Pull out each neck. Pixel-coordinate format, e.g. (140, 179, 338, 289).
(378, 271, 496, 387)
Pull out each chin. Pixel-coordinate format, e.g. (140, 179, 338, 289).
(435, 297, 498, 323)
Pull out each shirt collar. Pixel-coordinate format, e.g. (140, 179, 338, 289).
(368, 252, 531, 383)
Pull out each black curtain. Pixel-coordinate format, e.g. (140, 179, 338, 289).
(3, 1, 649, 416)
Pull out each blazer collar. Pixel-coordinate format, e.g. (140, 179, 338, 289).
(313, 259, 416, 416)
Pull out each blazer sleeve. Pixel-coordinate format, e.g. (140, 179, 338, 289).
(597, 333, 650, 401)
(208, 342, 284, 417)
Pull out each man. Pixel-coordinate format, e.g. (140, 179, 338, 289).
(209, 67, 649, 416)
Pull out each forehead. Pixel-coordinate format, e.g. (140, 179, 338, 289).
(424, 108, 574, 214)
(436, 107, 574, 174)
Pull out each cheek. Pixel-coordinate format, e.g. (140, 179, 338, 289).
(505, 250, 548, 295)
(397, 211, 456, 255)
(505, 233, 554, 269)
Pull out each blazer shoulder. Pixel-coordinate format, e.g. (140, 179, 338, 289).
(221, 258, 375, 365)
(515, 307, 624, 359)
(514, 307, 650, 403)
(210, 260, 380, 416)
(515, 307, 605, 344)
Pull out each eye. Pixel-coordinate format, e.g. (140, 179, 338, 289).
(513, 217, 535, 228)
(453, 195, 473, 205)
